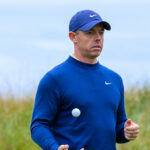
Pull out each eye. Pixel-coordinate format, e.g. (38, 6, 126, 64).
(87, 31, 93, 35)
(99, 31, 104, 35)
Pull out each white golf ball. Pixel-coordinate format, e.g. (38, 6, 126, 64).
(72, 108, 81, 117)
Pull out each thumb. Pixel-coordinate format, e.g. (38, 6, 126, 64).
(126, 119, 132, 126)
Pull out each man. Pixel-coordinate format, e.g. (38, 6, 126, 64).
(30, 10, 139, 150)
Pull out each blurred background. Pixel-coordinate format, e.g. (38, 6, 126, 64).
(0, 0, 150, 149)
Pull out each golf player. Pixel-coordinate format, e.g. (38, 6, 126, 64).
(30, 9, 139, 150)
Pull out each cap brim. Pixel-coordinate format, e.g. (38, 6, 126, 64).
(78, 20, 111, 31)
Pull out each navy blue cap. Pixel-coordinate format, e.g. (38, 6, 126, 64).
(69, 10, 111, 32)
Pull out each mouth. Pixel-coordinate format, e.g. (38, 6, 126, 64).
(91, 45, 101, 50)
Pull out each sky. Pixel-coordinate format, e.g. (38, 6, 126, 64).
(0, 0, 150, 97)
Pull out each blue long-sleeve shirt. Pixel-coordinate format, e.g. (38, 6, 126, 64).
(31, 56, 128, 150)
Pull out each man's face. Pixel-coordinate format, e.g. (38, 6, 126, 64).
(74, 23, 104, 59)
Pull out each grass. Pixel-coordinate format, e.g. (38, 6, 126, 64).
(117, 85, 150, 150)
(0, 97, 41, 150)
(0, 85, 150, 150)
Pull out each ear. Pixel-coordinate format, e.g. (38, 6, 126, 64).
(69, 32, 78, 44)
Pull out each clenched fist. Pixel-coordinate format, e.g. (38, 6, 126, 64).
(124, 119, 139, 140)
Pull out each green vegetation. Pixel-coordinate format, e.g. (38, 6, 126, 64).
(0, 97, 41, 150)
(117, 85, 150, 150)
(0, 86, 150, 150)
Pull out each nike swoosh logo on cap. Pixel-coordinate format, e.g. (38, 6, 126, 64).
(89, 14, 97, 17)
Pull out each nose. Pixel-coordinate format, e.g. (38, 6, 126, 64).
(95, 32, 102, 41)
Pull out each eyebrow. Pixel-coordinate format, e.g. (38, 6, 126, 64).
(88, 28, 104, 32)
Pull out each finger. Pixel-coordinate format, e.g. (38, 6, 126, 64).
(58, 144, 69, 150)
(125, 131, 139, 136)
(124, 129, 139, 134)
(126, 134, 138, 140)
(125, 132, 139, 140)
(126, 136, 137, 140)
(126, 119, 132, 126)
(80, 148, 85, 150)
(58, 145, 64, 149)
(124, 119, 132, 128)
(124, 126, 139, 132)
(125, 122, 139, 129)
(125, 125, 139, 131)
(125, 134, 136, 140)
(125, 132, 139, 138)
